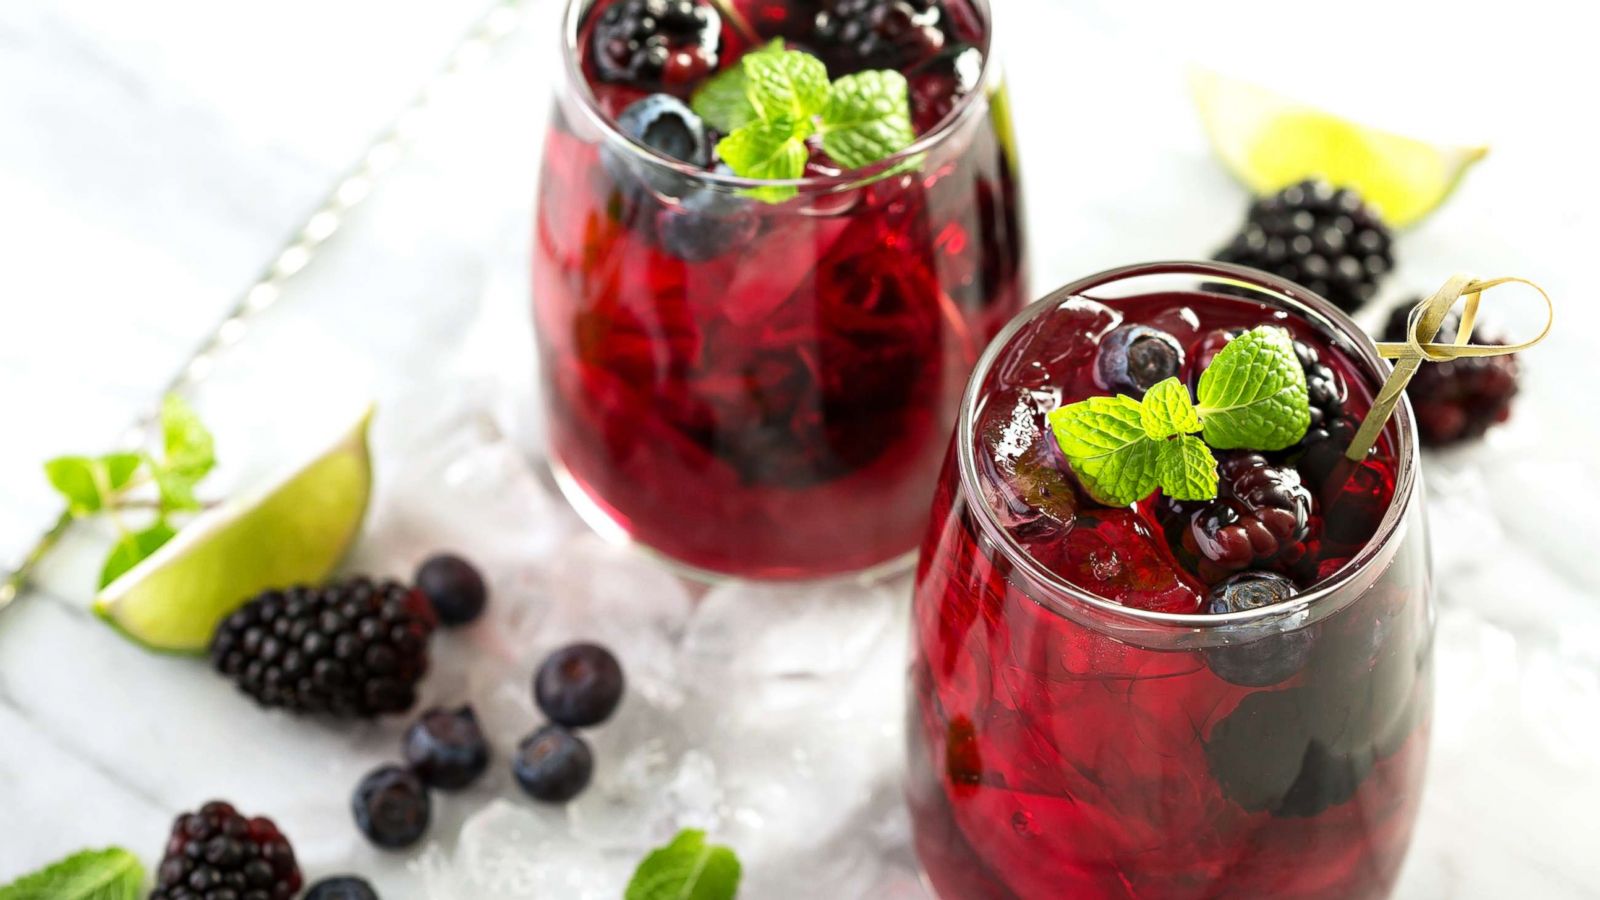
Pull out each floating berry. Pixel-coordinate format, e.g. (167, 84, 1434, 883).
(535, 642, 627, 727)
(1293, 337, 1347, 431)
(811, 0, 946, 76)
(403, 706, 490, 791)
(413, 553, 487, 627)
(906, 43, 983, 133)
(591, 0, 722, 89)
(615, 94, 710, 167)
(307, 876, 381, 900)
(151, 801, 302, 900)
(1095, 324, 1183, 397)
(513, 724, 595, 803)
(655, 179, 760, 262)
(1203, 571, 1314, 687)
(1164, 452, 1314, 582)
(1382, 306, 1520, 446)
(352, 765, 431, 850)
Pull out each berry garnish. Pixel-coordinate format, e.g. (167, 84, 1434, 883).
(1202, 571, 1313, 687)
(513, 724, 595, 802)
(655, 179, 760, 261)
(351, 765, 432, 850)
(307, 876, 381, 900)
(403, 706, 491, 791)
(1166, 452, 1314, 580)
(906, 43, 982, 133)
(1382, 305, 1520, 446)
(1094, 324, 1184, 397)
(812, 0, 945, 76)
(1214, 179, 1394, 313)
(616, 94, 712, 167)
(413, 553, 487, 627)
(535, 642, 626, 727)
(592, 0, 722, 89)
(209, 578, 436, 718)
(152, 800, 302, 900)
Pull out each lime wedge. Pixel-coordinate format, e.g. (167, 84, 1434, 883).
(1191, 69, 1487, 227)
(94, 406, 375, 652)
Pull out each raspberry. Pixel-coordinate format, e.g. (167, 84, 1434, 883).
(209, 578, 436, 718)
(591, 0, 722, 89)
(811, 0, 945, 76)
(1163, 452, 1315, 582)
(1382, 306, 1520, 446)
(151, 801, 302, 900)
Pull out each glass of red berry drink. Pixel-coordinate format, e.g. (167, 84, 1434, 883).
(534, 0, 1026, 579)
(908, 262, 1432, 898)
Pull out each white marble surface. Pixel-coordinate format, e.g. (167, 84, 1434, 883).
(2, 0, 1599, 897)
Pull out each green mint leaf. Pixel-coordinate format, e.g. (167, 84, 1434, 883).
(691, 39, 784, 132)
(1157, 435, 1219, 501)
(99, 520, 177, 589)
(161, 395, 215, 480)
(1139, 377, 1202, 439)
(625, 829, 742, 900)
(1046, 395, 1161, 507)
(1195, 326, 1311, 451)
(819, 69, 916, 170)
(743, 47, 829, 123)
(717, 117, 810, 203)
(0, 846, 144, 900)
(44, 457, 107, 515)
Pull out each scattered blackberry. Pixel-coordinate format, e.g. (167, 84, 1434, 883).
(306, 876, 380, 900)
(1203, 572, 1314, 687)
(811, 0, 945, 76)
(1215, 179, 1394, 313)
(352, 765, 432, 850)
(1164, 452, 1314, 582)
(1382, 305, 1520, 446)
(514, 724, 595, 802)
(1095, 324, 1183, 397)
(209, 578, 437, 718)
(535, 642, 626, 727)
(414, 553, 487, 627)
(591, 0, 721, 89)
(152, 800, 302, 900)
(403, 706, 491, 791)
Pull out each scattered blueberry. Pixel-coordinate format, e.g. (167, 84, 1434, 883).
(352, 765, 431, 850)
(615, 94, 710, 168)
(655, 182, 760, 262)
(535, 642, 626, 727)
(413, 553, 487, 627)
(513, 724, 595, 803)
(1203, 571, 1315, 687)
(1094, 324, 1183, 395)
(307, 876, 381, 900)
(403, 705, 490, 791)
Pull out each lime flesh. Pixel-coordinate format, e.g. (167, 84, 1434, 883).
(93, 406, 374, 653)
(1192, 69, 1487, 228)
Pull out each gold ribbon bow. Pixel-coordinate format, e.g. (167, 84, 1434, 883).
(1346, 275, 1554, 461)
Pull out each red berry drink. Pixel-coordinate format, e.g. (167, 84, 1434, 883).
(908, 263, 1432, 898)
(534, 0, 1026, 579)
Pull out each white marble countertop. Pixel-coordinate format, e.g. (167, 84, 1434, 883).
(2, 0, 1598, 897)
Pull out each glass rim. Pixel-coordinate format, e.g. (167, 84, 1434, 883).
(955, 260, 1421, 630)
(558, 0, 999, 193)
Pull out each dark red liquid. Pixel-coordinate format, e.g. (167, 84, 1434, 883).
(909, 287, 1433, 897)
(533, 0, 1025, 578)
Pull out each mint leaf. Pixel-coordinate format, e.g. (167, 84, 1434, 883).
(1157, 435, 1219, 501)
(161, 395, 215, 480)
(45, 457, 107, 515)
(820, 70, 915, 169)
(1195, 326, 1311, 451)
(692, 64, 757, 133)
(743, 47, 829, 123)
(625, 829, 741, 900)
(99, 520, 177, 589)
(1139, 377, 1201, 439)
(1046, 395, 1161, 507)
(717, 117, 810, 202)
(0, 847, 144, 900)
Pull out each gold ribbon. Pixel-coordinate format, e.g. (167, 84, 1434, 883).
(1345, 275, 1554, 461)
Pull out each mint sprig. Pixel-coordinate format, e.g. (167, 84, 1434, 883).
(0, 847, 144, 900)
(691, 45, 917, 202)
(625, 829, 741, 900)
(1046, 326, 1309, 507)
(43, 395, 217, 587)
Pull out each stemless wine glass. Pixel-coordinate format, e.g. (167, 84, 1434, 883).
(532, 0, 1026, 580)
(907, 263, 1433, 898)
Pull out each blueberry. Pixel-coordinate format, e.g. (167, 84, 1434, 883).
(1203, 572, 1315, 687)
(513, 724, 594, 803)
(1094, 324, 1183, 395)
(351, 765, 431, 849)
(655, 183, 760, 261)
(307, 876, 381, 900)
(615, 94, 710, 168)
(402, 705, 489, 790)
(534, 642, 625, 727)
(413, 553, 487, 627)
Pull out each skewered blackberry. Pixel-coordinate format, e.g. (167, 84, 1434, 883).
(151, 801, 301, 900)
(1382, 305, 1520, 446)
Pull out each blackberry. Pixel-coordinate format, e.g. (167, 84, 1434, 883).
(514, 724, 595, 802)
(1382, 306, 1520, 446)
(591, 0, 721, 89)
(307, 877, 380, 900)
(1296, 414, 1359, 488)
(152, 800, 302, 900)
(414, 553, 487, 627)
(1215, 179, 1394, 313)
(906, 42, 982, 133)
(403, 706, 490, 790)
(352, 765, 432, 850)
(1293, 338, 1347, 431)
(209, 578, 437, 718)
(811, 0, 945, 76)
(1164, 452, 1314, 582)
(535, 642, 626, 727)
